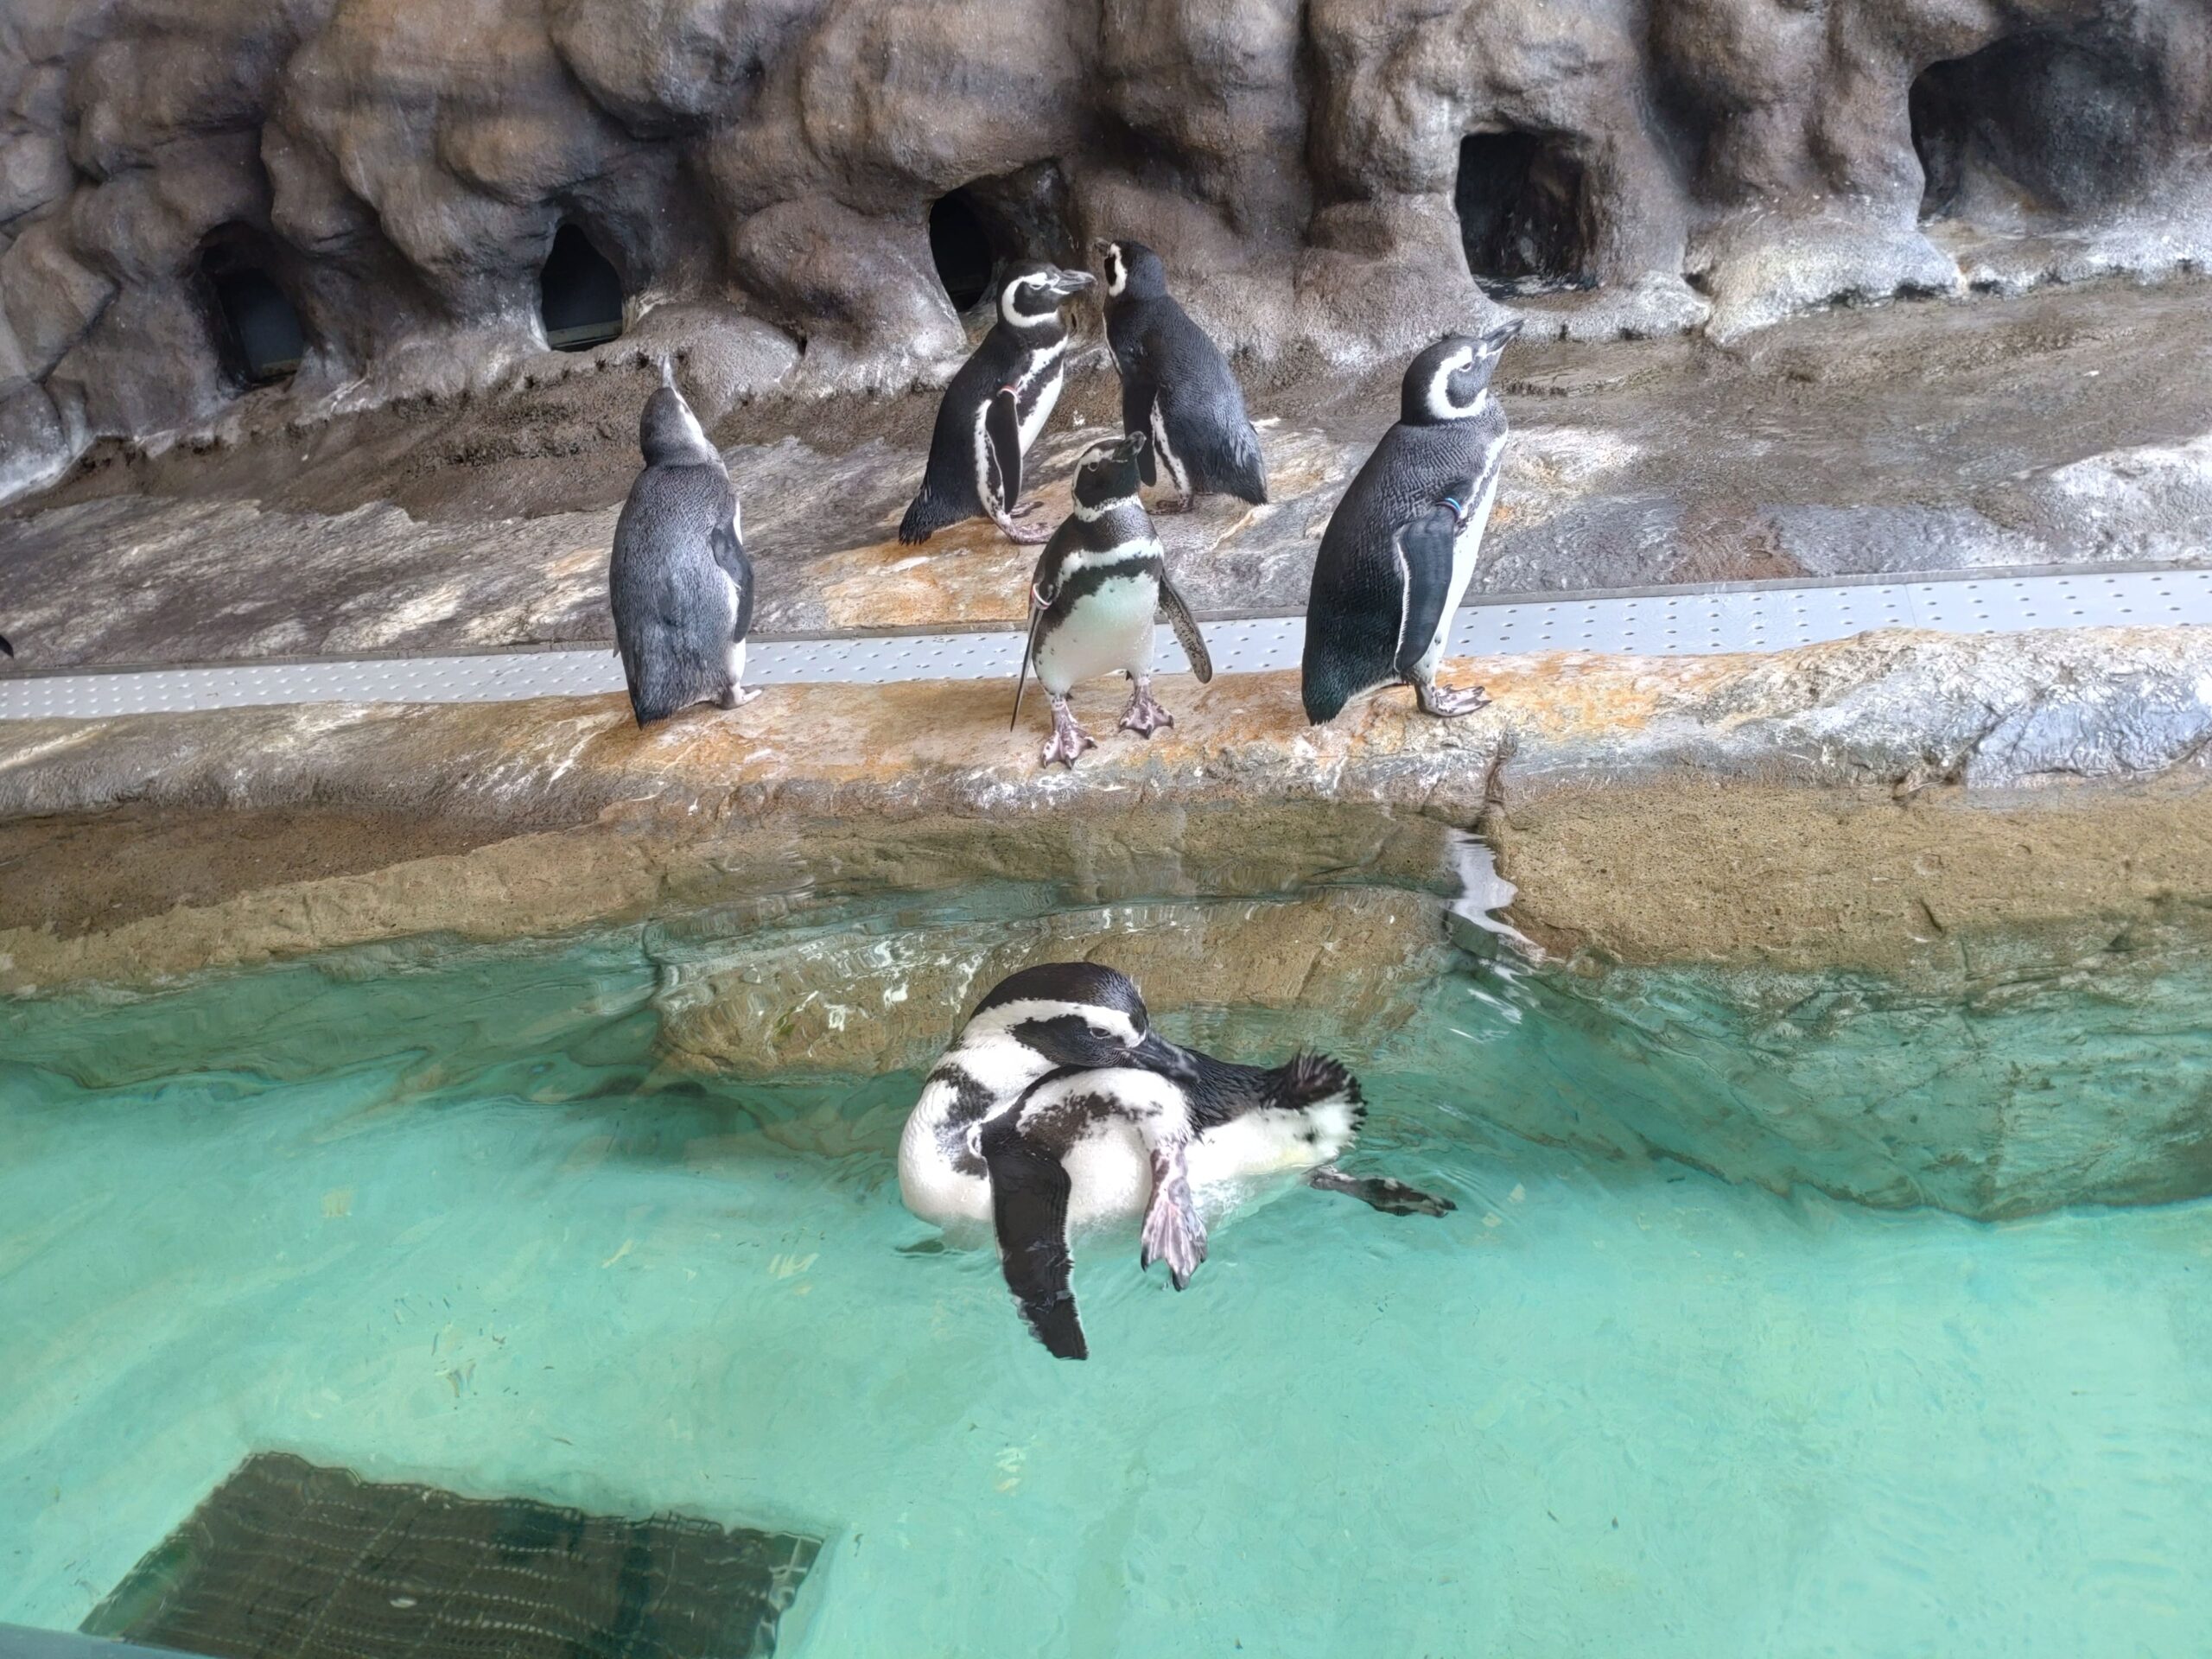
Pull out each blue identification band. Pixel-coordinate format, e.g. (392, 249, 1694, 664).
(1442, 496, 1465, 515)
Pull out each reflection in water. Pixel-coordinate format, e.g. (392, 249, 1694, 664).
(4, 880, 2212, 1656)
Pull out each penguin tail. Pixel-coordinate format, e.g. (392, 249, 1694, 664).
(899, 489, 958, 545)
(1300, 670, 1351, 727)
(1267, 1052, 1367, 1123)
(1225, 423, 1268, 505)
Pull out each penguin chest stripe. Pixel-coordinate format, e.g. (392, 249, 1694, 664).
(973, 403, 1003, 511)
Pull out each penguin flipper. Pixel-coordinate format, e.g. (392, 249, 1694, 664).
(1120, 371, 1160, 487)
(0, 634, 12, 658)
(1392, 503, 1462, 681)
(1156, 572, 1213, 683)
(979, 1116, 1088, 1360)
(985, 385, 1023, 512)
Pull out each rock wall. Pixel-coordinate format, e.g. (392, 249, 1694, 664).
(3, 0, 2208, 501)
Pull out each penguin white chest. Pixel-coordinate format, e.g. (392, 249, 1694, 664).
(1413, 457, 1503, 682)
(1036, 571, 1158, 692)
(1016, 346, 1065, 453)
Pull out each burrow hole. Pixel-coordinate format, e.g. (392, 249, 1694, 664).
(539, 224, 626, 352)
(1454, 132, 1596, 297)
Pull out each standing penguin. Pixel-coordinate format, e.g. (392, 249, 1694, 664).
(1300, 323, 1521, 725)
(1095, 238, 1266, 512)
(899, 261, 1096, 547)
(898, 962, 1454, 1360)
(1010, 431, 1213, 768)
(608, 365, 757, 728)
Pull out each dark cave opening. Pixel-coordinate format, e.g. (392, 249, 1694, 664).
(1910, 32, 2162, 222)
(928, 188, 999, 313)
(539, 224, 626, 351)
(197, 238, 305, 386)
(929, 163, 1081, 315)
(1454, 131, 1594, 296)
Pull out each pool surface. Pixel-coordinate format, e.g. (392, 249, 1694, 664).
(4, 915, 2211, 1656)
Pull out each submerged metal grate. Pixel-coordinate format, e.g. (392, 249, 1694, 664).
(81, 1453, 820, 1659)
(1, 566, 2206, 719)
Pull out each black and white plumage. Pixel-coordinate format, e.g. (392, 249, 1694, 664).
(899, 261, 1096, 547)
(608, 366, 757, 728)
(897, 962, 1453, 1360)
(1095, 238, 1266, 512)
(1300, 322, 1522, 726)
(1010, 431, 1213, 768)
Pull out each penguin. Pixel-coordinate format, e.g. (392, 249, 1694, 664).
(1095, 238, 1267, 512)
(1300, 321, 1522, 725)
(899, 261, 1096, 547)
(898, 962, 1455, 1360)
(0, 635, 11, 657)
(607, 364, 758, 728)
(1008, 431, 1213, 768)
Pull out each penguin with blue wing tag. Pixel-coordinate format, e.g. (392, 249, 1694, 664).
(1301, 321, 1522, 725)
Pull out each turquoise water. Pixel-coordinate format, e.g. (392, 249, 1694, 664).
(5, 931, 2212, 1656)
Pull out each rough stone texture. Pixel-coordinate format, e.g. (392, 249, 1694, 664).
(3, 279, 2208, 667)
(2, 0, 2208, 499)
(3, 626, 2209, 1001)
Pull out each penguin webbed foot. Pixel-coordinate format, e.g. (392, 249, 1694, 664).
(1040, 698, 1097, 769)
(996, 514, 1052, 545)
(1139, 1142, 1208, 1289)
(1118, 677, 1174, 739)
(1009, 498, 1046, 519)
(1414, 679, 1490, 718)
(715, 683, 764, 711)
(1309, 1166, 1456, 1217)
(1152, 491, 1196, 516)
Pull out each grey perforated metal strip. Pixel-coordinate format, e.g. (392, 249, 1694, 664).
(2, 566, 2207, 720)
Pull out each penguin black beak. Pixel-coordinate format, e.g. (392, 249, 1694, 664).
(1130, 1029, 1199, 1086)
(1052, 269, 1097, 297)
(1090, 237, 1116, 259)
(1479, 315, 1525, 351)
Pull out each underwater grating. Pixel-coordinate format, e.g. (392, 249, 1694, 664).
(79, 1453, 820, 1659)
(0, 565, 2207, 719)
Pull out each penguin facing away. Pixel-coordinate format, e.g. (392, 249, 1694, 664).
(897, 962, 1455, 1360)
(899, 261, 1096, 547)
(1095, 238, 1267, 512)
(1009, 431, 1213, 768)
(1300, 321, 1522, 726)
(608, 365, 758, 728)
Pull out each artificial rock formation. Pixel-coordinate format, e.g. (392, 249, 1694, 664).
(2, 0, 2208, 502)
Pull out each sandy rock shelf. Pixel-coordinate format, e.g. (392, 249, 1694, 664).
(0, 626, 2206, 1013)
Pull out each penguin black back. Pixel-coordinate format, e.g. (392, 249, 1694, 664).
(1301, 327, 1516, 724)
(1096, 238, 1266, 506)
(899, 262, 1095, 544)
(609, 374, 754, 728)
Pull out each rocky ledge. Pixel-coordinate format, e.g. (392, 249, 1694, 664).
(3, 625, 2207, 1003)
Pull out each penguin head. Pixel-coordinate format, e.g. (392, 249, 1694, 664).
(964, 962, 1198, 1081)
(1071, 431, 1146, 513)
(998, 261, 1096, 328)
(638, 380, 719, 467)
(1401, 319, 1522, 425)
(1092, 238, 1166, 301)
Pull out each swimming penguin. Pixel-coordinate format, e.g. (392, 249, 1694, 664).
(1009, 431, 1212, 768)
(898, 962, 1454, 1360)
(1300, 322, 1522, 725)
(1095, 238, 1267, 512)
(607, 364, 757, 728)
(899, 262, 1096, 547)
